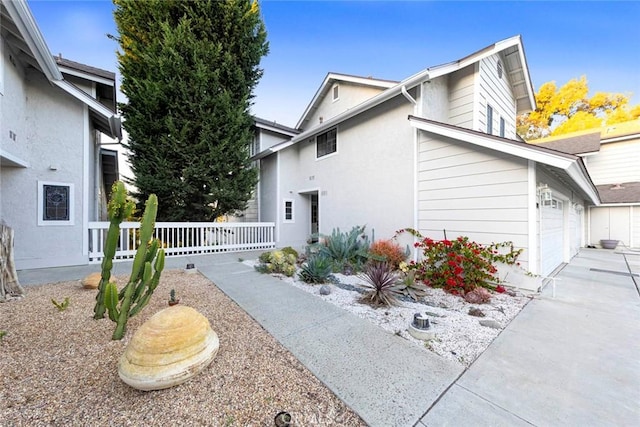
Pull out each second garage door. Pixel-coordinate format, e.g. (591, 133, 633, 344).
(540, 198, 564, 276)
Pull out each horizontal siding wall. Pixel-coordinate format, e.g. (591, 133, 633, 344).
(477, 54, 517, 138)
(584, 140, 640, 185)
(448, 65, 475, 129)
(418, 131, 530, 269)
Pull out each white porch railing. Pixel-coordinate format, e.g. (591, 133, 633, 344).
(88, 221, 275, 263)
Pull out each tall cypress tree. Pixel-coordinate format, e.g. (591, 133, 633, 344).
(113, 0, 268, 221)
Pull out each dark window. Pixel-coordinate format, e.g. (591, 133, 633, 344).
(43, 185, 70, 221)
(332, 84, 339, 101)
(487, 105, 493, 134)
(316, 128, 337, 158)
(499, 117, 505, 137)
(497, 60, 503, 79)
(284, 200, 293, 221)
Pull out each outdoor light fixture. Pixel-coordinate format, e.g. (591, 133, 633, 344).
(408, 312, 435, 341)
(537, 184, 552, 202)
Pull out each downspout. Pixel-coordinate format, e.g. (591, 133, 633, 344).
(402, 84, 419, 261)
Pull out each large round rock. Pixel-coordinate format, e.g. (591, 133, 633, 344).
(81, 272, 101, 289)
(118, 305, 219, 391)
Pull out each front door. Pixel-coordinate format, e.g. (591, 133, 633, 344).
(310, 193, 319, 241)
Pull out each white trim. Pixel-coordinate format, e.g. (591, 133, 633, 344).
(527, 160, 538, 274)
(409, 117, 573, 168)
(52, 80, 115, 121)
(283, 199, 295, 223)
(0, 149, 30, 168)
(37, 181, 75, 226)
(2, 0, 62, 81)
(275, 151, 281, 243)
(57, 65, 114, 86)
(83, 105, 90, 257)
(296, 73, 397, 129)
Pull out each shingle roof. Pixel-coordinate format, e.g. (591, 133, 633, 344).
(597, 182, 640, 203)
(533, 131, 601, 155)
(54, 56, 115, 81)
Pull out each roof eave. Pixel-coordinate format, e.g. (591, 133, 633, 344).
(408, 116, 599, 204)
(3, 0, 62, 81)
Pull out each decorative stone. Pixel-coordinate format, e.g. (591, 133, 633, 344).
(118, 305, 219, 391)
(479, 319, 502, 329)
(319, 285, 331, 295)
(81, 272, 101, 289)
(468, 307, 485, 317)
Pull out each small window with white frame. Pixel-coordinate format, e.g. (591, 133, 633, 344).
(316, 128, 337, 158)
(499, 117, 505, 137)
(38, 181, 74, 226)
(332, 83, 339, 101)
(283, 199, 294, 222)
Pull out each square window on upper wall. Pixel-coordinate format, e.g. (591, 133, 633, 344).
(316, 128, 337, 158)
(332, 84, 339, 102)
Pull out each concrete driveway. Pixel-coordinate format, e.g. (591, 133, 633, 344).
(421, 249, 640, 426)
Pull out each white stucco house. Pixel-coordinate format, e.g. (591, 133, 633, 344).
(1, 0, 121, 270)
(251, 35, 600, 277)
(531, 121, 640, 249)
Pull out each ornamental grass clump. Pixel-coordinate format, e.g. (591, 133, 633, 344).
(358, 262, 403, 307)
(255, 250, 297, 277)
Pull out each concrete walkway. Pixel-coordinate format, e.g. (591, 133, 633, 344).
(17, 249, 640, 426)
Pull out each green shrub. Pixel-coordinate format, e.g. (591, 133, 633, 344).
(299, 254, 333, 284)
(280, 246, 299, 260)
(316, 225, 370, 273)
(358, 262, 402, 307)
(255, 250, 297, 277)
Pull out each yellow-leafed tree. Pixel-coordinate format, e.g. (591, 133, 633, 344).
(517, 76, 640, 140)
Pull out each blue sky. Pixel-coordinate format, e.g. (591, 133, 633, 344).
(28, 0, 640, 127)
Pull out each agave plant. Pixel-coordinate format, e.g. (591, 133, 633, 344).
(318, 225, 370, 273)
(358, 262, 403, 307)
(395, 271, 428, 302)
(299, 254, 333, 284)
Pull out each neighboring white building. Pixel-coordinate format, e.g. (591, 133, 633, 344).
(251, 36, 600, 277)
(1, 0, 121, 269)
(532, 121, 640, 249)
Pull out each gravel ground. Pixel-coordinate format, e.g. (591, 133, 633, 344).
(0, 270, 365, 427)
(245, 261, 534, 367)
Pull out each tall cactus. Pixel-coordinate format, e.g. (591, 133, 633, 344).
(106, 193, 165, 340)
(93, 181, 135, 319)
(92, 181, 165, 340)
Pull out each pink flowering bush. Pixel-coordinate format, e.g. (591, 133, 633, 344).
(396, 228, 523, 297)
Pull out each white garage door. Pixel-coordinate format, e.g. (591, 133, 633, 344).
(540, 199, 564, 276)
